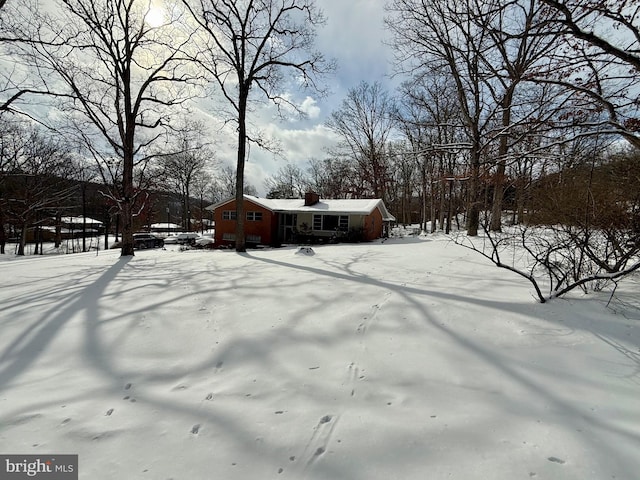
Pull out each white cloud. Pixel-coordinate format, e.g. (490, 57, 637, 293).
(299, 96, 321, 119)
(244, 123, 340, 195)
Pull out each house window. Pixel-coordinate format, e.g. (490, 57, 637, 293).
(312, 214, 349, 231)
(246, 211, 263, 221)
(222, 233, 236, 241)
(222, 210, 237, 220)
(313, 214, 322, 230)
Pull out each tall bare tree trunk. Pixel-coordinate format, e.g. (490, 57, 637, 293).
(18, 222, 27, 256)
(235, 85, 249, 253)
(467, 142, 481, 236)
(490, 87, 515, 232)
(1, 208, 7, 254)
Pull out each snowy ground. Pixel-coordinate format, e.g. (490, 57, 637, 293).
(1, 234, 639, 479)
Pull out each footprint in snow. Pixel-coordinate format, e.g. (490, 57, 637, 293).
(191, 424, 201, 435)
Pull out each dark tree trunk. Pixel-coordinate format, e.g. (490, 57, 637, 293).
(467, 144, 481, 236)
(82, 183, 87, 252)
(18, 222, 27, 256)
(0, 208, 6, 254)
(235, 84, 250, 253)
(120, 107, 136, 256)
(490, 88, 514, 232)
(55, 211, 62, 248)
(104, 208, 111, 250)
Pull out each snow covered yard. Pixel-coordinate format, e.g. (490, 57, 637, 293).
(0, 235, 639, 479)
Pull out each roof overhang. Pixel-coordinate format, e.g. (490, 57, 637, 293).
(206, 195, 396, 222)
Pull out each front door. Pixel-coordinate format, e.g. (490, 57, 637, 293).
(279, 213, 297, 243)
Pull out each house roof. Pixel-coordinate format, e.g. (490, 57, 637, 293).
(58, 216, 103, 225)
(149, 222, 183, 230)
(207, 195, 396, 222)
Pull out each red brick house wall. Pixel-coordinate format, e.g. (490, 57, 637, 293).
(363, 208, 384, 241)
(213, 198, 275, 246)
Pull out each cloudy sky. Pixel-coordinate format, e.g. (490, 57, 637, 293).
(210, 0, 395, 195)
(1, 0, 395, 196)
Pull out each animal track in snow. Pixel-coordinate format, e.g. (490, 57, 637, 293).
(346, 362, 365, 397)
(301, 414, 339, 471)
(356, 291, 392, 336)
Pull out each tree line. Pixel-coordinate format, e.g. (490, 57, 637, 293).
(1, 0, 638, 272)
(1, 0, 328, 255)
(0, 115, 251, 255)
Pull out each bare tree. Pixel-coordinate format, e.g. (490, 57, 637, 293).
(306, 156, 354, 199)
(535, 0, 640, 149)
(326, 81, 397, 202)
(264, 162, 308, 198)
(395, 75, 467, 232)
(2, 0, 202, 256)
(2, 122, 78, 255)
(385, 141, 417, 225)
(157, 123, 215, 230)
(192, 169, 215, 233)
(214, 164, 257, 199)
(387, 0, 498, 236)
(472, 0, 559, 232)
(540, 0, 640, 71)
(182, 0, 332, 252)
(0, 116, 25, 253)
(455, 141, 640, 302)
(216, 165, 237, 200)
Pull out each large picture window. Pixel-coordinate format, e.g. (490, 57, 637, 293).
(312, 214, 349, 231)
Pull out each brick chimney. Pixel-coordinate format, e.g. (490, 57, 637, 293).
(304, 191, 320, 206)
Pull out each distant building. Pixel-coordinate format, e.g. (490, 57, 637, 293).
(39, 216, 104, 241)
(148, 223, 183, 235)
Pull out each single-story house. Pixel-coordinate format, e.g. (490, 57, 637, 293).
(206, 192, 395, 247)
(38, 216, 104, 241)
